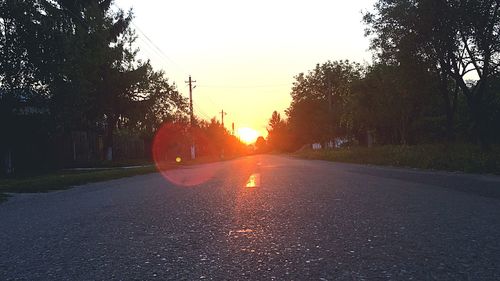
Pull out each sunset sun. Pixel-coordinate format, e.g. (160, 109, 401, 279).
(237, 127, 259, 144)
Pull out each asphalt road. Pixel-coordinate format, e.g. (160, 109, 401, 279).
(1, 155, 500, 280)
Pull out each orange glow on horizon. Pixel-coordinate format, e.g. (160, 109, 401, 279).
(237, 127, 259, 144)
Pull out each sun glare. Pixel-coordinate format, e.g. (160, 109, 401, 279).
(238, 127, 259, 144)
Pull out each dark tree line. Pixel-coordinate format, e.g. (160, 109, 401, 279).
(0, 0, 188, 173)
(151, 117, 246, 168)
(267, 0, 500, 151)
(195, 118, 247, 158)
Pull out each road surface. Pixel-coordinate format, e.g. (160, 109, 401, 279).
(1, 155, 500, 280)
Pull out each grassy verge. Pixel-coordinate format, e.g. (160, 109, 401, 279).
(65, 159, 155, 169)
(0, 193, 8, 203)
(294, 144, 500, 175)
(0, 155, 244, 202)
(0, 165, 157, 196)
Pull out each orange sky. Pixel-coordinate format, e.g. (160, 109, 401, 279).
(114, 0, 374, 138)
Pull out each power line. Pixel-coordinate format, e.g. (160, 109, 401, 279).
(203, 94, 220, 109)
(111, 3, 187, 75)
(110, 4, 242, 135)
(193, 104, 212, 121)
(131, 22, 187, 74)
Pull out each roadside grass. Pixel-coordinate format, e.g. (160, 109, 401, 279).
(65, 159, 155, 169)
(0, 165, 157, 196)
(0, 155, 244, 202)
(294, 144, 500, 175)
(0, 193, 8, 203)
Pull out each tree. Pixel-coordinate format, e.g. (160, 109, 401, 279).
(266, 111, 290, 152)
(0, 0, 188, 172)
(350, 63, 436, 145)
(286, 60, 362, 146)
(364, 0, 500, 146)
(195, 118, 226, 158)
(0, 0, 143, 159)
(255, 136, 267, 153)
(125, 70, 188, 139)
(0, 0, 53, 173)
(56, 0, 147, 160)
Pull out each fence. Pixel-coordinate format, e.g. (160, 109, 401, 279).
(1, 131, 149, 175)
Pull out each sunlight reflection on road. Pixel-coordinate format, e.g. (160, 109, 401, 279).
(223, 156, 282, 273)
(245, 173, 261, 188)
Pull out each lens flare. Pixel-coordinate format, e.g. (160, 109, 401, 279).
(152, 122, 218, 187)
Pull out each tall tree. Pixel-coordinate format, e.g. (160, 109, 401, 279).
(286, 60, 362, 146)
(0, 0, 52, 173)
(124, 70, 188, 139)
(364, 0, 500, 146)
(0, 0, 188, 171)
(266, 111, 289, 152)
(350, 63, 436, 145)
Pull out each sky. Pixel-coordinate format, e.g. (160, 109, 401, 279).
(114, 0, 375, 138)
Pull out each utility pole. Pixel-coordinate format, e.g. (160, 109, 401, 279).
(186, 75, 196, 127)
(220, 109, 227, 128)
(185, 75, 196, 159)
(219, 109, 227, 159)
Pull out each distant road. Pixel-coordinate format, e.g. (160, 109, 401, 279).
(1, 155, 499, 280)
